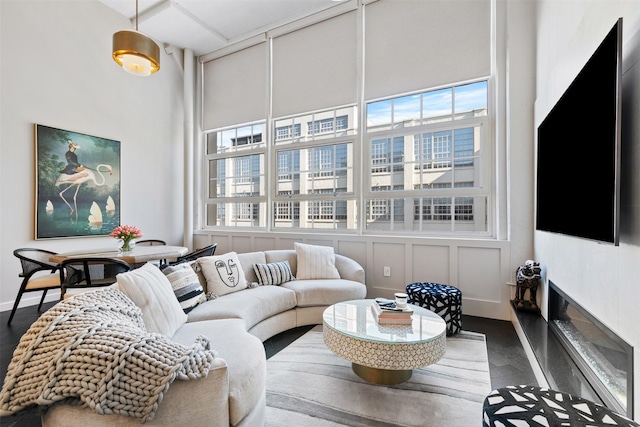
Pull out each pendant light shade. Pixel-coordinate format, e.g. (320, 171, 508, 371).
(112, 0, 160, 76)
(113, 30, 160, 76)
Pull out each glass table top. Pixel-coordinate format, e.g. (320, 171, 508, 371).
(322, 299, 446, 344)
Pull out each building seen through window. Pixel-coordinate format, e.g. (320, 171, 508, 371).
(204, 81, 489, 235)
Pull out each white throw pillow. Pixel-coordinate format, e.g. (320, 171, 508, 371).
(199, 252, 248, 297)
(117, 263, 187, 337)
(294, 242, 340, 280)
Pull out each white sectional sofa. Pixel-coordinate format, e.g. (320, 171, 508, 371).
(39, 246, 367, 427)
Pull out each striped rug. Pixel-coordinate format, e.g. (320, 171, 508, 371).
(265, 326, 491, 427)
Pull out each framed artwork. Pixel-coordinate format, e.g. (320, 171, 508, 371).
(35, 124, 121, 239)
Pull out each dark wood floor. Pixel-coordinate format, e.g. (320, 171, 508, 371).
(0, 302, 536, 427)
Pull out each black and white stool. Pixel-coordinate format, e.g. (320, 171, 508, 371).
(405, 282, 462, 336)
(483, 385, 639, 427)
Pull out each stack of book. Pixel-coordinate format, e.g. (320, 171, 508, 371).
(371, 299, 413, 324)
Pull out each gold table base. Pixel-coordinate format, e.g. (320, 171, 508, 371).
(352, 363, 412, 385)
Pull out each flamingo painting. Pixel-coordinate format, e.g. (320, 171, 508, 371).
(54, 164, 113, 214)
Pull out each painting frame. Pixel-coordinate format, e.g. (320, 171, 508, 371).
(35, 124, 121, 239)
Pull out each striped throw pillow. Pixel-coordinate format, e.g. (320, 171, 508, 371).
(162, 262, 207, 313)
(253, 261, 295, 286)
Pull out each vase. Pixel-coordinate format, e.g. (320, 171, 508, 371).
(119, 239, 135, 252)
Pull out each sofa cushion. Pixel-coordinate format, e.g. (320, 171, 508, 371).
(199, 252, 248, 297)
(253, 261, 295, 286)
(186, 285, 298, 330)
(282, 279, 367, 307)
(294, 242, 340, 280)
(171, 319, 266, 426)
(237, 251, 267, 283)
(162, 262, 207, 313)
(264, 250, 298, 276)
(116, 263, 187, 337)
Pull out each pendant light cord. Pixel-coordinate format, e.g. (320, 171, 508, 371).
(135, 0, 139, 31)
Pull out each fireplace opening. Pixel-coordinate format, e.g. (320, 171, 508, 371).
(549, 281, 633, 417)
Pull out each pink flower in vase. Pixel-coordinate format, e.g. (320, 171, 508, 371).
(110, 225, 143, 251)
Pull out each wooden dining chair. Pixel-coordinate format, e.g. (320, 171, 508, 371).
(9, 248, 62, 325)
(59, 257, 133, 299)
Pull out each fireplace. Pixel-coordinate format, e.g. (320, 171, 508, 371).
(548, 281, 634, 417)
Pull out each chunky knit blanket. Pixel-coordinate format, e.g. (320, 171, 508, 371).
(0, 288, 217, 423)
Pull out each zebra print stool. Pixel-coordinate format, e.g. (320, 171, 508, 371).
(405, 282, 462, 336)
(483, 385, 638, 427)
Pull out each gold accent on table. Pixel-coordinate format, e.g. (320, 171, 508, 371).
(352, 363, 413, 385)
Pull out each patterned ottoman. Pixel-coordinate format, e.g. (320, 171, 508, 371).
(405, 282, 462, 336)
(483, 385, 639, 427)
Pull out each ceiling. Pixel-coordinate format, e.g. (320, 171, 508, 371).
(99, 0, 344, 57)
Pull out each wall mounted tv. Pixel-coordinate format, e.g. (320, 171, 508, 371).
(536, 18, 622, 246)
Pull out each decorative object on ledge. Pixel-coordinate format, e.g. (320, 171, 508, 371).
(110, 225, 143, 252)
(513, 259, 541, 313)
(112, 0, 160, 76)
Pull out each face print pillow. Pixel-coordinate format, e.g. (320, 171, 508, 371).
(199, 252, 248, 297)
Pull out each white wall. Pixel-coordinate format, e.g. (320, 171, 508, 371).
(0, 0, 186, 310)
(534, 0, 640, 417)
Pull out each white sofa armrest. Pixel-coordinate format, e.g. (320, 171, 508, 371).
(334, 254, 365, 284)
(42, 357, 230, 427)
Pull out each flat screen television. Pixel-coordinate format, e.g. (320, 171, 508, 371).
(536, 18, 622, 246)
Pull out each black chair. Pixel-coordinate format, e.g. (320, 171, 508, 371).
(9, 248, 62, 325)
(136, 239, 167, 246)
(59, 257, 133, 299)
(164, 244, 217, 268)
(134, 239, 167, 267)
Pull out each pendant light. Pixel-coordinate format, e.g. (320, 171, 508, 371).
(112, 0, 160, 76)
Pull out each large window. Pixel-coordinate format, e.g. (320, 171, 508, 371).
(205, 123, 266, 227)
(273, 107, 357, 230)
(364, 81, 490, 234)
(204, 81, 490, 236)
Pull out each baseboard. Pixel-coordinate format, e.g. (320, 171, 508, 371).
(510, 304, 549, 388)
(0, 293, 59, 313)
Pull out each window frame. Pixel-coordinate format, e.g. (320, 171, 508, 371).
(363, 80, 492, 236)
(271, 107, 358, 231)
(202, 80, 493, 237)
(204, 121, 268, 229)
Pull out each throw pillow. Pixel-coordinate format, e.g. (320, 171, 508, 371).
(294, 242, 340, 280)
(116, 263, 187, 337)
(253, 260, 295, 286)
(162, 262, 207, 313)
(199, 252, 248, 298)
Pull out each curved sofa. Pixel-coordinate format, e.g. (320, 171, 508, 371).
(41, 249, 367, 427)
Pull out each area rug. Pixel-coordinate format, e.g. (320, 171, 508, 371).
(265, 326, 491, 427)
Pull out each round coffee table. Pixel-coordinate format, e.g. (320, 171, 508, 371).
(322, 299, 447, 385)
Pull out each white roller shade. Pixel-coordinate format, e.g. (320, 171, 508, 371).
(272, 10, 358, 118)
(365, 0, 491, 100)
(202, 42, 267, 130)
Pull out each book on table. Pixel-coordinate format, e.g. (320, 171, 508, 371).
(371, 300, 413, 324)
